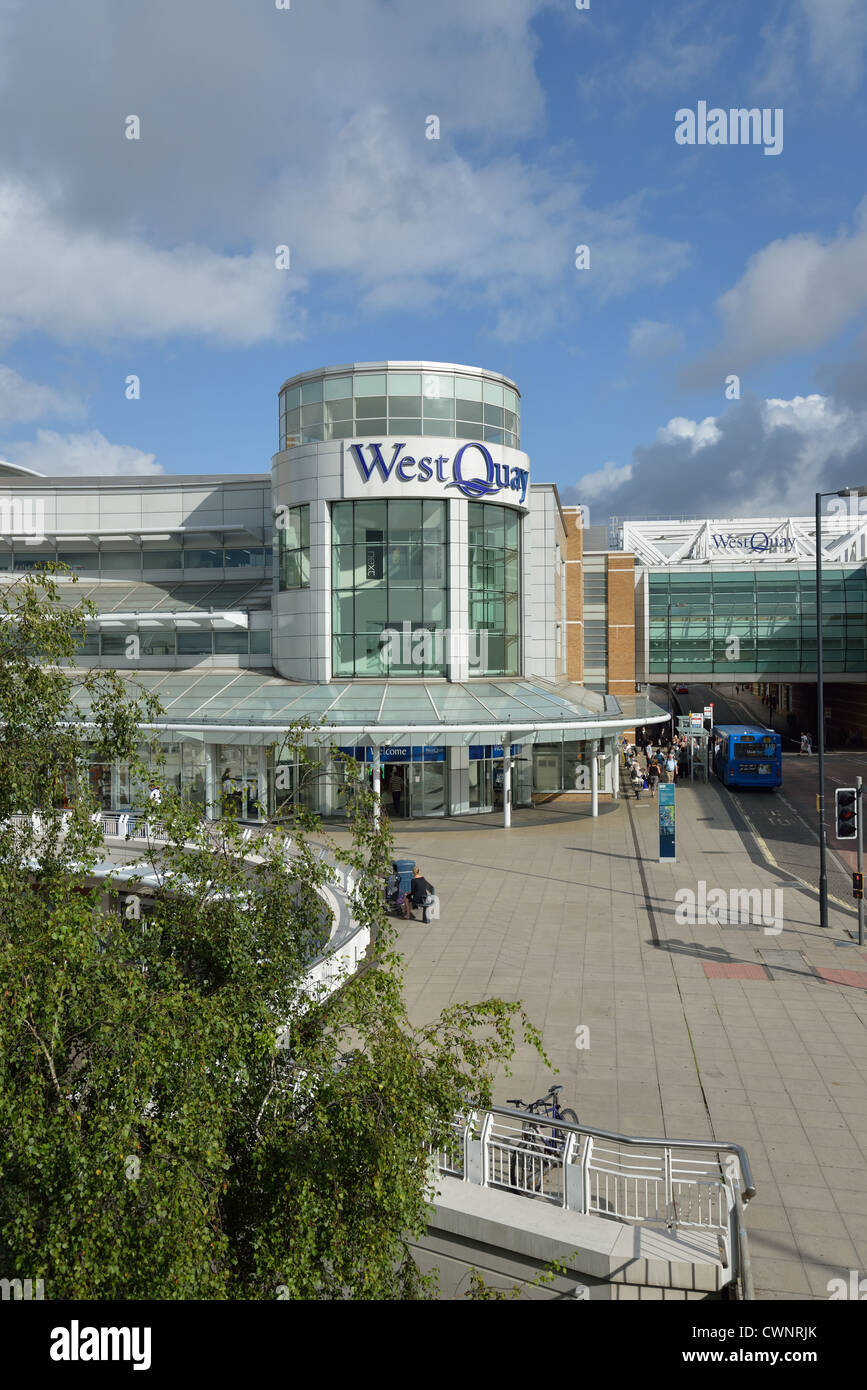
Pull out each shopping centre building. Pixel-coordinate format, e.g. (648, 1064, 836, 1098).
(624, 516, 867, 747)
(0, 362, 666, 822)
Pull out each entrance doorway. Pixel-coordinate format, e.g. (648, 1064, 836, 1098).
(383, 749, 446, 818)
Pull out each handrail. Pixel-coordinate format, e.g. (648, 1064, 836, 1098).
(488, 1104, 756, 1202)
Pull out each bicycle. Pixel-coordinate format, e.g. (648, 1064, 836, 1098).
(505, 1084, 579, 1192)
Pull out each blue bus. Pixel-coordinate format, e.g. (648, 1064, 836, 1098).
(712, 725, 782, 790)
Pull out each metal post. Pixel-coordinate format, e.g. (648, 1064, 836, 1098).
(667, 592, 672, 716)
(612, 738, 619, 801)
(502, 733, 512, 830)
(858, 775, 864, 947)
(590, 738, 599, 818)
(816, 492, 828, 927)
(204, 744, 218, 820)
(371, 746, 381, 827)
(257, 746, 268, 823)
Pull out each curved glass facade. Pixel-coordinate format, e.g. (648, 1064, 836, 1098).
(331, 499, 448, 676)
(650, 568, 867, 674)
(468, 502, 521, 676)
(279, 368, 520, 451)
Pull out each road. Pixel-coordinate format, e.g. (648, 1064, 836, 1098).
(669, 681, 865, 929)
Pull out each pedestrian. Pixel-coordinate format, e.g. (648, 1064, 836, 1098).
(390, 768, 404, 817)
(665, 751, 677, 783)
(647, 757, 659, 798)
(403, 864, 436, 923)
(631, 765, 644, 800)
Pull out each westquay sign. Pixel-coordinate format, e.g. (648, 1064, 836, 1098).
(344, 437, 530, 508)
(710, 531, 796, 555)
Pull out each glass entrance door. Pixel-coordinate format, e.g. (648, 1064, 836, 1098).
(468, 757, 493, 812)
(414, 759, 445, 817)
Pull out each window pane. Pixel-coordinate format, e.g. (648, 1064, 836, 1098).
(225, 548, 264, 567)
(301, 379, 323, 404)
(483, 380, 504, 406)
(101, 551, 140, 572)
(424, 395, 454, 419)
(356, 396, 387, 418)
(354, 373, 387, 396)
(422, 372, 452, 401)
(388, 394, 422, 416)
(283, 385, 301, 410)
(178, 631, 213, 655)
(423, 419, 453, 436)
(214, 631, 249, 655)
(456, 399, 483, 424)
(142, 549, 182, 570)
(250, 630, 271, 653)
(455, 375, 482, 400)
(324, 398, 353, 424)
(324, 375, 352, 400)
(332, 502, 354, 545)
(388, 417, 422, 435)
(388, 372, 421, 394)
(184, 549, 222, 569)
(388, 499, 422, 539)
(58, 551, 100, 573)
(354, 502, 386, 542)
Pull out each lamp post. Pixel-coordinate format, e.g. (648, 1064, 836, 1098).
(816, 486, 867, 928)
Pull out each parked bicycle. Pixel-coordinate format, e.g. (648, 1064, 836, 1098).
(505, 1084, 580, 1192)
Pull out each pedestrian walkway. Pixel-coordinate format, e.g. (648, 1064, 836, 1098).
(335, 780, 867, 1300)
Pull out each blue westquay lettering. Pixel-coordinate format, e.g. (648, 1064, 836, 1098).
(347, 441, 405, 481)
(348, 441, 529, 504)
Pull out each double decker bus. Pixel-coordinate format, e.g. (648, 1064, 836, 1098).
(712, 724, 782, 790)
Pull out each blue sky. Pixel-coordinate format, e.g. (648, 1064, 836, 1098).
(1, 0, 866, 520)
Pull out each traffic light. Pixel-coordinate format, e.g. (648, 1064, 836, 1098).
(854, 872, 864, 901)
(835, 787, 858, 840)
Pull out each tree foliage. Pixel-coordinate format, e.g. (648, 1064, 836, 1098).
(0, 570, 545, 1298)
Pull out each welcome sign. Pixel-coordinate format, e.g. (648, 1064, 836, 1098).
(343, 437, 531, 510)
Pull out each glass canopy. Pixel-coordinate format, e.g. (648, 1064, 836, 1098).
(69, 673, 669, 747)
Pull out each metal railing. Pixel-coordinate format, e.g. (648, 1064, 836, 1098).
(433, 1105, 755, 1297)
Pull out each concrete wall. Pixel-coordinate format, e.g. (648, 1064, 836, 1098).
(411, 1175, 726, 1300)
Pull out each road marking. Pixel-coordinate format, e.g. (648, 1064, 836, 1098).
(735, 793, 854, 916)
(777, 791, 854, 881)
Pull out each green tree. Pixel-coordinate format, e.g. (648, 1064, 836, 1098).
(0, 570, 545, 1298)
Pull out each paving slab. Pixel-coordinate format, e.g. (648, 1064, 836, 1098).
(328, 780, 867, 1298)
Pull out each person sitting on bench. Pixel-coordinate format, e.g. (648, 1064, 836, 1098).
(403, 864, 435, 922)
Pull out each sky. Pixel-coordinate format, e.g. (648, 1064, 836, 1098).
(0, 0, 866, 522)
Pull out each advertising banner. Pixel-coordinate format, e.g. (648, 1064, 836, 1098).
(658, 782, 676, 863)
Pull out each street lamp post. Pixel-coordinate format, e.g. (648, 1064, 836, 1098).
(816, 486, 867, 929)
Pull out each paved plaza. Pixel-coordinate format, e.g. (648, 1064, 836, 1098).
(335, 775, 867, 1301)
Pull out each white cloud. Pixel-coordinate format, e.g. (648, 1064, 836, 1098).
(655, 415, 721, 450)
(799, 0, 867, 94)
(683, 201, 867, 385)
(0, 365, 83, 422)
(0, 183, 301, 347)
(0, 2, 689, 347)
(755, 0, 867, 99)
(573, 459, 633, 502)
(1, 429, 161, 477)
(628, 319, 685, 360)
(563, 393, 867, 519)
